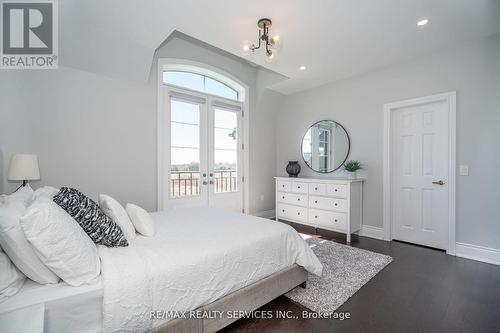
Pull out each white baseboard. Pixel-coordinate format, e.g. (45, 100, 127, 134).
(455, 242, 500, 266)
(251, 209, 275, 219)
(358, 225, 385, 240)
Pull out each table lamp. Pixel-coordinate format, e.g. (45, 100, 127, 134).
(7, 154, 40, 191)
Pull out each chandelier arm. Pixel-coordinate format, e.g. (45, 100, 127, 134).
(253, 30, 262, 50)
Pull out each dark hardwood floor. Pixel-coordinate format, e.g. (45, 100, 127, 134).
(220, 222, 500, 333)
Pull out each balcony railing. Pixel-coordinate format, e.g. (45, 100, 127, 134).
(170, 170, 237, 197)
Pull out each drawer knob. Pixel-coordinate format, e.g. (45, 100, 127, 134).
(334, 189, 338, 192)
(297, 198, 301, 201)
(282, 196, 285, 199)
(297, 212, 301, 215)
(282, 209, 285, 212)
(298, 186, 301, 189)
(334, 219, 338, 222)
(314, 200, 318, 204)
(314, 187, 318, 190)
(314, 215, 318, 218)
(334, 203, 338, 206)
(282, 185, 285, 188)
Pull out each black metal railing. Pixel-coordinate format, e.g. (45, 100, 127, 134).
(170, 170, 237, 197)
(213, 170, 237, 193)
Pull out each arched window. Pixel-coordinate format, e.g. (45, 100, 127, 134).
(163, 68, 243, 101)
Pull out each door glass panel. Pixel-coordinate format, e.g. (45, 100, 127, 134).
(170, 100, 200, 198)
(171, 123, 199, 148)
(171, 100, 200, 124)
(214, 108, 238, 193)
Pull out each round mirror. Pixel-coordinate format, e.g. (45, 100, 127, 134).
(301, 120, 350, 173)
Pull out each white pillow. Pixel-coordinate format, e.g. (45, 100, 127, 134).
(99, 194, 136, 241)
(0, 247, 25, 303)
(20, 199, 101, 286)
(32, 186, 59, 202)
(125, 204, 155, 237)
(4, 185, 33, 205)
(0, 199, 59, 284)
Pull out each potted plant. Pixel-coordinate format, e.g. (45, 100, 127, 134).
(344, 160, 362, 179)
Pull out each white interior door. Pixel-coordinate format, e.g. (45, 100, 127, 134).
(391, 100, 449, 249)
(163, 86, 243, 211)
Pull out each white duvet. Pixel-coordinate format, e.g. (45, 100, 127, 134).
(98, 208, 322, 332)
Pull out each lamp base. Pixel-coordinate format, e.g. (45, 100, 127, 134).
(15, 180, 28, 192)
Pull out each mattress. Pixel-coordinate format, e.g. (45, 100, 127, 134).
(0, 279, 103, 333)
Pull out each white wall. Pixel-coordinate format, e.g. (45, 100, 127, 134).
(8, 66, 157, 210)
(249, 89, 283, 213)
(276, 34, 500, 249)
(0, 35, 282, 214)
(0, 72, 31, 193)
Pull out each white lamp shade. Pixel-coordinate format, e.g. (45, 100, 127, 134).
(7, 154, 40, 181)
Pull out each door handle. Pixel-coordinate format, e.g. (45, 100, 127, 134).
(202, 181, 208, 185)
(209, 180, 214, 185)
(432, 180, 445, 185)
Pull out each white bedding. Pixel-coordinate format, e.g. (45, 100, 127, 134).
(99, 208, 322, 332)
(0, 279, 103, 333)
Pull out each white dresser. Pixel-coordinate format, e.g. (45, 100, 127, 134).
(275, 176, 364, 243)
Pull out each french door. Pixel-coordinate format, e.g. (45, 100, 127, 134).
(162, 85, 243, 212)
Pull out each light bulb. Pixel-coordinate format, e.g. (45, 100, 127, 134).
(241, 40, 253, 55)
(270, 35, 282, 49)
(417, 19, 429, 26)
(266, 49, 277, 63)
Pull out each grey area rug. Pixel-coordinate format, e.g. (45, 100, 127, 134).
(286, 237, 392, 312)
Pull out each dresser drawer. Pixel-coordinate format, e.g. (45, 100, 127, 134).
(309, 183, 326, 195)
(291, 181, 308, 194)
(309, 209, 347, 231)
(309, 196, 347, 212)
(276, 180, 291, 192)
(326, 184, 348, 198)
(277, 192, 308, 207)
(276, 203, 308, 222)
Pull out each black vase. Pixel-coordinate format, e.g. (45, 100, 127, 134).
(286, 161, 301, 177)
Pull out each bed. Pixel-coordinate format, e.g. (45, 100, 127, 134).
(0, 207, 322, 333)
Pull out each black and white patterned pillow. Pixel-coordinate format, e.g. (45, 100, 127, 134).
(53, 187, 128, 247)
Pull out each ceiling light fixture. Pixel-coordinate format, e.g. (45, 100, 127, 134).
(299, 65, 306, 71)
(241, 18, 280, 62)
(417, 18, 429, 26)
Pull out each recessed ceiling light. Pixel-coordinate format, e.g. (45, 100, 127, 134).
(299, 65, 306, 70)
(417, 18, 429, 26)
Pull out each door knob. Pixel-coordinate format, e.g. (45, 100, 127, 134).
(432, 180, 445, 185)
(209, 180, 214, 185)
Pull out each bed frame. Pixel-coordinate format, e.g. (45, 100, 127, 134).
(152, 265, 308, 333)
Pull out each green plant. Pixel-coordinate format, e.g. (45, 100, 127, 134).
(344, 160, 362, 172)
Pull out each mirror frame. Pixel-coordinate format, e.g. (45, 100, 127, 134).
(300, 120, 351, 173)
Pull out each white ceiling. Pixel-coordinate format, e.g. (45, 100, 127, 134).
(59, 0, 500, 94)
